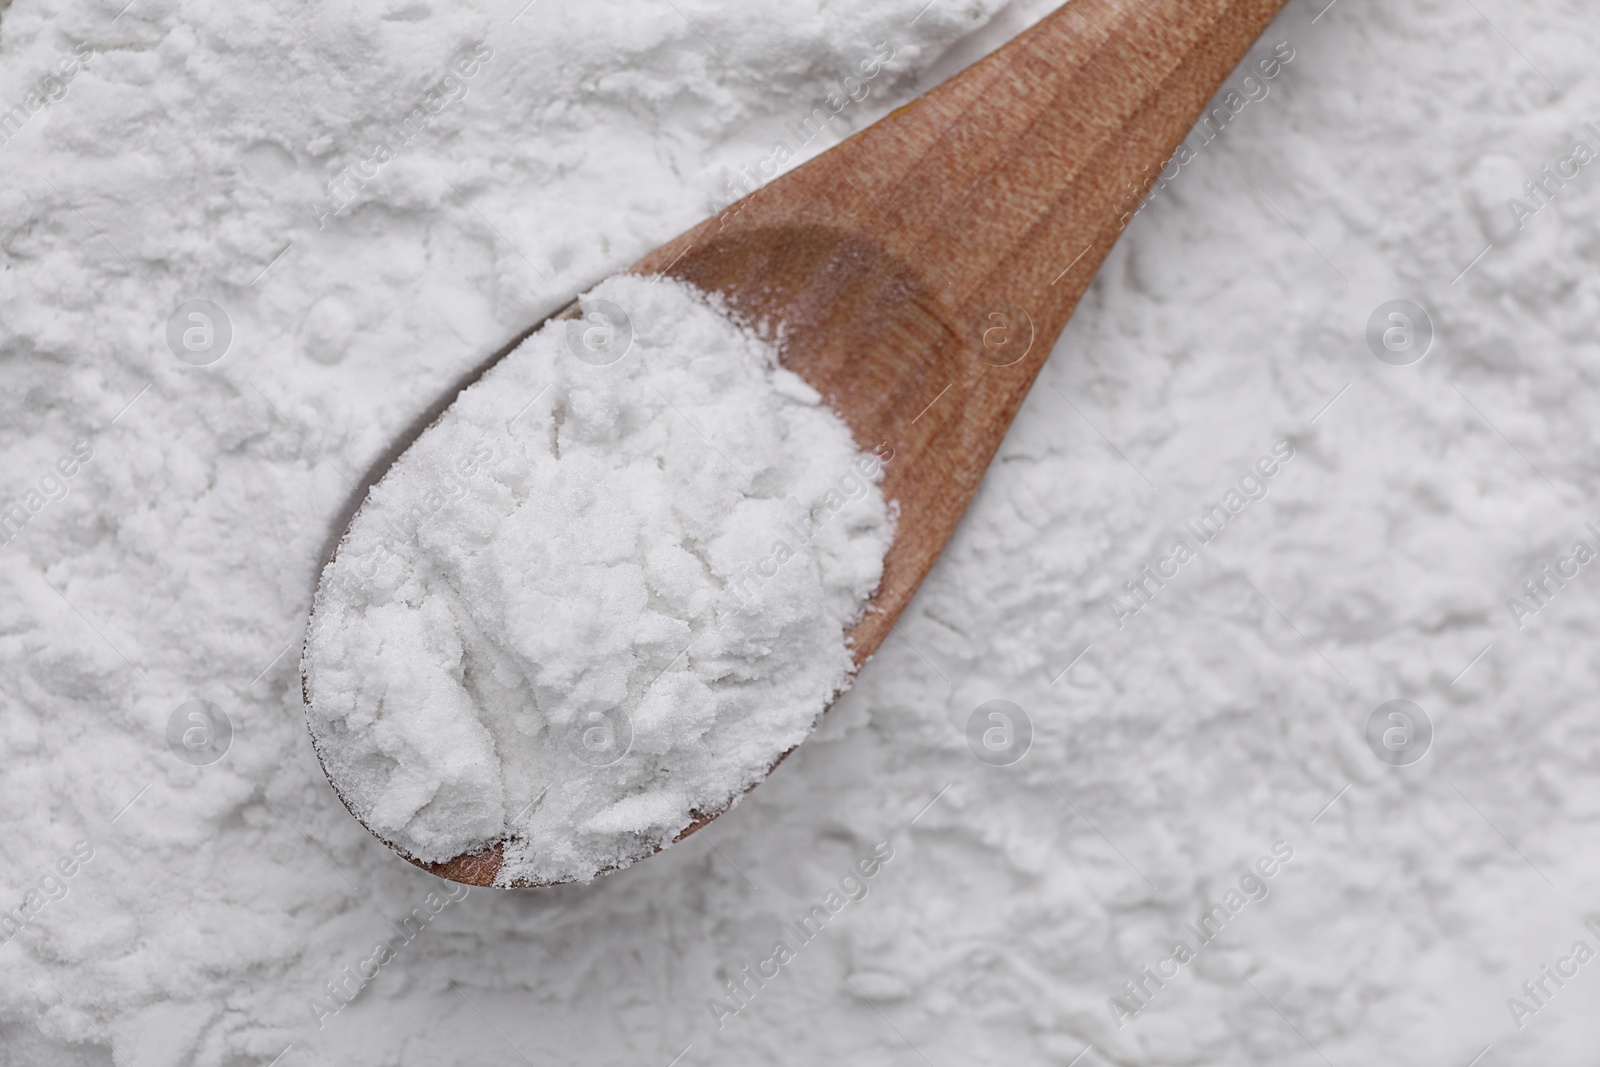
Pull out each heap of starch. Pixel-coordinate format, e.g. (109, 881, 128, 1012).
(302, 274, 894, 886)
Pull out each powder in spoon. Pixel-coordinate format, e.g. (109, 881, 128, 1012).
(301, 274, 894, 886)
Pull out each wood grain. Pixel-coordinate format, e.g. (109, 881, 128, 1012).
(639, 0, 1291, 672)
(360, 0, 1290, 887)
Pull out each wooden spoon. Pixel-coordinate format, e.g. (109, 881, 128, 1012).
(306, 0, 1290, 887)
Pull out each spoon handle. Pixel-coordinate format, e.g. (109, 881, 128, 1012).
(840, 0, 1294, 321)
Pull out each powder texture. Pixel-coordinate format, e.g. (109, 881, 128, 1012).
(303, 274, 892, 886)
(6, 1, 1600, 1066)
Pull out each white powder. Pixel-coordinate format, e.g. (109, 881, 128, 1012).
(303, 274, 892, 886)
(7, 1, 1600, 1065)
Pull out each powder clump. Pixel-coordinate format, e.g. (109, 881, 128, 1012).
(302, 274, 894, 886)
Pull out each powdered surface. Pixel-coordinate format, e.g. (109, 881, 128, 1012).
(303, 274, 891, 886)
(4, 0, 1600, 1065)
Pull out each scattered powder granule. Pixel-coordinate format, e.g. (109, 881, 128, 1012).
(302, 274, 895, 886)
